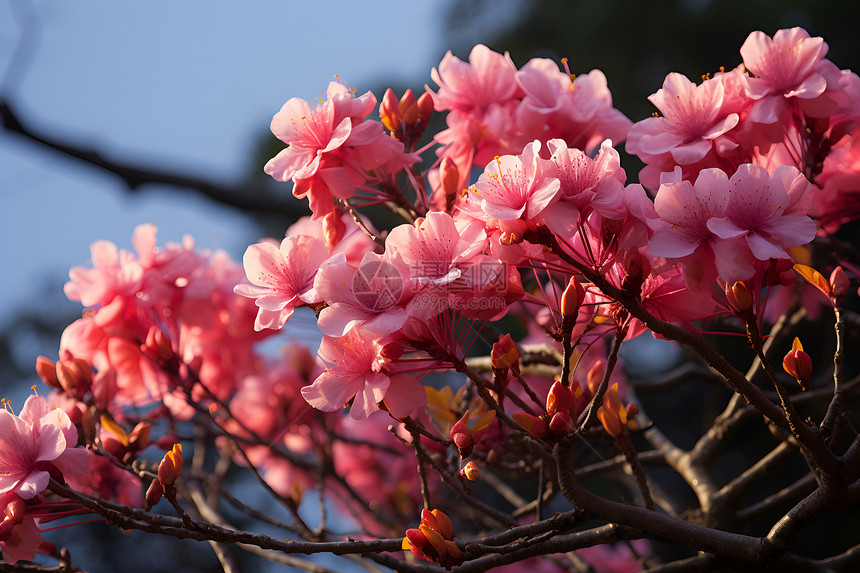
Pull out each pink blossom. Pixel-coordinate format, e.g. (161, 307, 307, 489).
(648, 168, 732, 285)
(470, 140, 560, 224)
(428, 44, 519, 117)
(385, 212, 506, 319)
(234, 235, 329, 331)
(301, 328, 423, 419)
(627, 72, 744, 189)
(265, 81, 418, 218)
(0, 396, 90, 499)
(541, 139, 627, 236)
(741, 28, 832, 123)
(313, 251, 414, 337)
(707, 164, 816, 281)
(516, 61, 632, 153)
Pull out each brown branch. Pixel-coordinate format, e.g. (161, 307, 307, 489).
(0, 100, 306, 219)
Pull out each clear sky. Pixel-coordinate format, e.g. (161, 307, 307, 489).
(0, 0, 450, 329)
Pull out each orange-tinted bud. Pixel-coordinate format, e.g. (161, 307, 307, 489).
(440, 157, 460, 198)
(35, 356, 60, 388)
(426, 508, 454, 541)
(450, 415, 473, 456)
(405, 527, 427, 549)
(491, 334, 519, 371)
(597, 383, 627, 438)
(56, 357, 92, 397)
(561, 276, 586, 318)
(157, 443, 183, 487)
(725, 281, 753, 313)
(829, 266, 849, 301)
(144, 479, 163, 510)
(546, 380, 572, 417)
(417, 92, 434, 124)
(379, 88, 402, 133)
(127, 421, 152, 449)
(460, 460, 480, 481)
(4, 498, 25, 524)
(399, 89, 419, 127)
(783, 337, 813, 391)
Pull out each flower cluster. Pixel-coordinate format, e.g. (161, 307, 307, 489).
(9, 25, 860, 573)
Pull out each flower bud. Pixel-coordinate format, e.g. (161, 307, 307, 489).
(830, 266, 849, 302)
(379, 88, 402, 133)
(491, 333, 519, 371)
(460, 460, 480, 481)
(561, 276, 586, 319)
(450, 415, 473, 457)
(127, 421, 153, 450)
(498, 219, 528, 245)
(546, 380, 572, 417)
(440, 157, 460, 198)
(399, 89, 419, 127)
(145, 478, 164, 510)
(56, 357, 92, 397)
(725, 281, 753, 313)
(548, 411, 573, 433)
(417, 92, 434, 125)
(157, 443, 183, 487)
(783, 337, 812, 391)
(4, 498, 25, 524)
(35, 356, 60, 388)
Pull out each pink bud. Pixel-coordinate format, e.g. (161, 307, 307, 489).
(491, 334, 519, 371)
(830, 267, 849, 301)
(725, 281, 753, 313)
(440, 157, 460, 198)
(379, 88, 402, 132)
(450, 416, 473, 456)
(399, 89, 419, 126)
(783, 338, 812, 391)
(561, 276, 586, 318)
(35, 356, 60, 388)
(546, 381, 572, 417)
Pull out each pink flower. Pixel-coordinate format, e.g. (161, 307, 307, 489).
(234, 235, 329, 331)
(265, 81, 417, 218)
(627, 72, 744, 188)
(429, 45, 519, 117)
(741, 28, 832, 123)
(707, 164, 816, 281)
(471, 140, 560, 224)
(515, 61, 632, 153)
(0, 396, 90, 499)
(648, 168, 731, 285)
(301, 328, 425, 419)
(313, 251, 414, 337)
(386, 212, 505, 319)
(541, 139, 627, 237)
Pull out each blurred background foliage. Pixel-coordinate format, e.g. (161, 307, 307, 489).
(2, 1, 860, 570)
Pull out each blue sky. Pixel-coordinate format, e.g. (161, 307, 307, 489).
(0, 0, 451, 328)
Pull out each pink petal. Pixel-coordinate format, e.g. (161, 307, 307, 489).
(383, 374, 428, 420)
